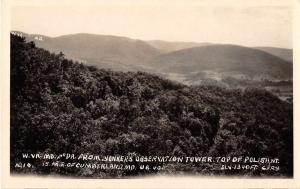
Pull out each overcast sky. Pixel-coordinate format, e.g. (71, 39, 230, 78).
(11, 0, 293, 48)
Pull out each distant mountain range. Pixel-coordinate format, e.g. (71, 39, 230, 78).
(255, 47, 293, 62)
(150, 45, 292, 81)
(12, 31, 293, 84)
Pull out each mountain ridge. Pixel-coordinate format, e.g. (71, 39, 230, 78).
(150, 44, 292, 80)
(12, 31, 162, 72)
(12, 31, 293, 83)
(255, 47, 293, 62)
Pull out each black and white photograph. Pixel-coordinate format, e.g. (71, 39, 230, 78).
(1, 0, 300, 188)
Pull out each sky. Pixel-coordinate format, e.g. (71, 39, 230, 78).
(11, 0, 293, 48)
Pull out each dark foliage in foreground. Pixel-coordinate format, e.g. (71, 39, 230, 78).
(10, 34, 293, 177)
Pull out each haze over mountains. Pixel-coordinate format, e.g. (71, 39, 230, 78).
(12, 31, 293, 85)
(147, 40, 213, 53)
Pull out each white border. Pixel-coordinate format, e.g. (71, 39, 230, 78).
(1, 0, 299, 188)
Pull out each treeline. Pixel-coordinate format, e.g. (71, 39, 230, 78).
(10, 34, 293, 177)
(222, 76, 293, 88)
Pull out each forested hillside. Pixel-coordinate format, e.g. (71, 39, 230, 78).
(11, 34, 293, 178)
